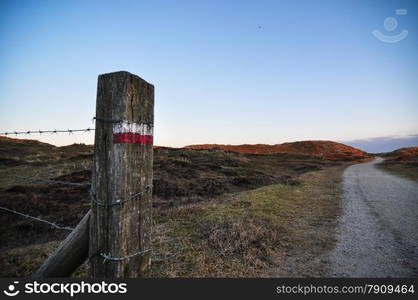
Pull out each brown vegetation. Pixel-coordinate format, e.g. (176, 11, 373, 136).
(185, 140, 371, 161)
(0, 137, 349, 277)
(151, 166, 344, 277)
(383, 146, 418, 162)
(377, 146, 418, 182)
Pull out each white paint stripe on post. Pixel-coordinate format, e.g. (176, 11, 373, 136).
(112, 121, 153, 136)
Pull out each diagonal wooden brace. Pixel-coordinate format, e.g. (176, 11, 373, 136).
(33, 210, 90, 278)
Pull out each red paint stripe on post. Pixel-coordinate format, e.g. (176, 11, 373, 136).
(112, 133, 153, 145)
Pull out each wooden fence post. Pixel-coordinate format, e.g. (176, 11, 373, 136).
(34, 210, 90, 278)
(89, 71, 154, 277)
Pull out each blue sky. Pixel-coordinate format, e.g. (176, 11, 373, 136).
(0, 0, 417, 151)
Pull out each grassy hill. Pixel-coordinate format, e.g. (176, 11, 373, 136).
(376, 146, 418, 182)
(0, 136, 353, 277)
(185, 140, 371, 161)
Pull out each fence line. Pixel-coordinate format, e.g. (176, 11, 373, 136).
(99, 249, 152, 262)
(93, 116, 152, 126)
(2, 72, 155, 277)
(0, 116, 155, 136)
(1, 162, 91, 234)
(0, 128, 94, 136)
(0, 205, 75, 231)
(0, 126, 92, 237)
(90, 184, 153, 207)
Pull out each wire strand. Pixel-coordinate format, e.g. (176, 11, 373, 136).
(93, 117, 152, 126)
(90, 184, 153, 207)
(0, 206, 75, 231)
(100, 249, 151, 262)
(0, 128, 94, 136)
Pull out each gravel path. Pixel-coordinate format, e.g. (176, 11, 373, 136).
(328, 157, 418, 277)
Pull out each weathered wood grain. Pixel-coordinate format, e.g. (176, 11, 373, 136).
(89, 71, 154, 277)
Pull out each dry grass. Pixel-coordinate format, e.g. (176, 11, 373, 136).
(149, 166, 344, 277)
(0, 165, 343, 278)
(0, 138, 345, 277)
(376, 162, 418, 182)
(0, 241, 60, 277)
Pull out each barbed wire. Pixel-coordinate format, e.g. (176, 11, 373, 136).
(93, 117, 120, 123)
(0, 115, 154, 136)
(0, 128, 94, 136)
(90, 184, 153, 207)
(2, 118, 153, 261)
(93, 117, 152, 126)
(0, 206, 75, 231)
(99, 249, 152, 262)
(10, 174, 91, 189)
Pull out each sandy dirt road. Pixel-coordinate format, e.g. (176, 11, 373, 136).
(328, 157, 418, 277)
